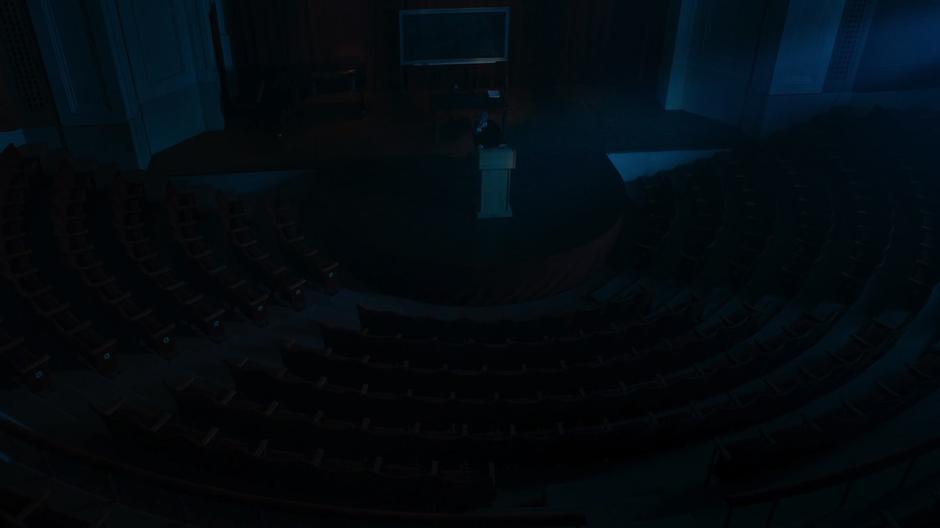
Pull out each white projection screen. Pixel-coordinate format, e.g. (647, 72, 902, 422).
(399, 7, 510, 66)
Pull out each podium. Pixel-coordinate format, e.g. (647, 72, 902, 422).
(477, 147, 515, 219)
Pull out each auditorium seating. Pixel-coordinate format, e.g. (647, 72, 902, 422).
(216, 191, 306, 310)
(232, 305, 907, 457)
(677, 163, 724, 280)
(865, 490, 940, 528)
(51, 163, 176, 356)
(712, 339, 940, 481)
(773, 165, 834, 294)
(0, 485, 110, 527)
(0, 146, 118, 375)
(0, 415, 586, 528)
(721, 160, 776, 286)
(4, 110, 940, 527)
(0, 317, 50, 391)
(356, 287, 653, 342)
(631, 175, 675, 269)
(721, 430, 940, 528)
(111, 172, 226, 341)
(97, 398, 495, 510)
(265, 197, 340, 292)
(166, 184, 269, 324)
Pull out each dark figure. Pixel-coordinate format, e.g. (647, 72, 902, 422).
(474, 111, 504, 148)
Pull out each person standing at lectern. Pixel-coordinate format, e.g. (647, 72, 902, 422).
(474, 112, 504, 149)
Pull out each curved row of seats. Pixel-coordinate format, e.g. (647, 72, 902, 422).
(166, 184, 270, 324)
(0, 146, 119, 376)
(240, 112, 940, 514)
(3, 109, 940, 525)
(112, 172, 227, 342)
(265, 196, 341, 292)
(1, 145, 345, 387)
(52, 163, 176, 356)
(713, 338, 940, 481)
(225, 313, 907, 467)
(0, 317, 49, 391)
(0, 483, 111, 528)
(284, 305, 840, 416)
(0, 414, 586, 527)
(97, 398, 495, 511)
(216, 191, 307, 310)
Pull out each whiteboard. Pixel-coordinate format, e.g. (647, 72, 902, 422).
(400, 8, 510, 66)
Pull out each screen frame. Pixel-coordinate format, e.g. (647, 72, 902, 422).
(399, 7, 511, 66)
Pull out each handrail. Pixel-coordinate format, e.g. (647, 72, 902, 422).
(0, 418, 586, 527)
(722, 433, 940, 526)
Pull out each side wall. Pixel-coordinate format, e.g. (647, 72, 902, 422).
(661, 0, 940, 136)
(26, 0, 224, 168)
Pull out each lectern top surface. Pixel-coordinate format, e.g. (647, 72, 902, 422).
(479, 147, 516, 169)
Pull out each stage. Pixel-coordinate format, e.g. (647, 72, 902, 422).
(151, 85, 742, 304)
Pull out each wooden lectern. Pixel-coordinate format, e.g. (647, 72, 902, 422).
(477, 147, 515, 219)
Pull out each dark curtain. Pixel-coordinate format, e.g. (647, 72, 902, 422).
(224, 0, 668, 94)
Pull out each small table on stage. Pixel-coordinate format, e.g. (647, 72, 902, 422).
(309, 64, 366, 114)
(431, 92, 508, 142)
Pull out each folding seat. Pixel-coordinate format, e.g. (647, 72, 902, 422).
(850, 317, 899, 351)
(49, 171, 177, 356)
(0, 233, 28, 257)
(714, 351, 936, 483)
(111, 176, 227, 341)
(128, 247, 224, 339)
(0, 184, 25, 206)
(8, 267, 50, 299)
(125, 239, 159, 264)
(779, 237, 824, 287)
(0, 320, 51, 391)
(0, 240, 119, 376)
(166, 185, 268, 324)
(0, 202, 23, 223)
(104, 294, 174, 355)
(266, 199, 340, 292)
(52, 212, 89, 236)
(114, 214, 146, 238)
(216, 192, 306, 310)
(53, 309, 116, 364)
(57, 232, 94, 255)
(0, 485, 110, 528)
(213, 265, 269, 320)
(620, 294, 706, 349)
(0, 218, 23, 239)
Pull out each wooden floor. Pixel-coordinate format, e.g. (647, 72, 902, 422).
(147, 84, 743, 303)
(149, 83, 742, 177)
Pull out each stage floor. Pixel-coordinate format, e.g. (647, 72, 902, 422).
(151, 85, 742, 303)
(150, 84, 742, 174)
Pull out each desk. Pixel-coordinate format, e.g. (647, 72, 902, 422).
(431, 92, 508, 142)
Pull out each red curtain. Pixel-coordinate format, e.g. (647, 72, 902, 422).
(224, 0, 667, 93)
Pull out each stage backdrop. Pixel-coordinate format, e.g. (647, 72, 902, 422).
(223, 0, 668, 94)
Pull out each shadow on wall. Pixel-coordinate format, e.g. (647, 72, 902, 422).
(854, 0, 940, 92)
